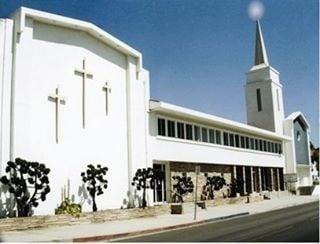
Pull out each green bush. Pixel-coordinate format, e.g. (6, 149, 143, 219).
(55, 198, 81, 217)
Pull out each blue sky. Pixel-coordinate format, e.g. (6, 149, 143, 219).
(0, 0, 318, 145)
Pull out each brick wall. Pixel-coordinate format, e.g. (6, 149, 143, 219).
(0, 204, 170, 232)
(169, 162, 233, 202)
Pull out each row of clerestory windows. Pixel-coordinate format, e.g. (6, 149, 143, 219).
(157, 117, 282, 155)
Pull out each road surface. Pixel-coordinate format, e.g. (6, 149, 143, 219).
(116, 201, 319, 242)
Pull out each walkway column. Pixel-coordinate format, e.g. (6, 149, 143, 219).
(270, 168, 274, 191)
(233, 166, 237, 180)
(258, 167, 262, 192)
(277, 168, 280, 191)
(250, 166, 254, 193)
(243, 166, 247, 195)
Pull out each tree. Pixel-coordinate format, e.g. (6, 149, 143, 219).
(80, 164, 108, 212)
(0, 158, 51, 217)
(131, 167, 164, 208)
(172, 173, 194, 203)
(203, 174, 226, 200)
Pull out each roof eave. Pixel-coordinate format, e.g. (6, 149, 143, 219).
(11, 7, 143, 71)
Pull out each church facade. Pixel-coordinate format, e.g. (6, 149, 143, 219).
(0, 7, 313, 215)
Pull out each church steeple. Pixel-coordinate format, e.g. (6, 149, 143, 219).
(254, 20, 269, 66)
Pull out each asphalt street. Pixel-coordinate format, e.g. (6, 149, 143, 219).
(116, 201, 319, 242)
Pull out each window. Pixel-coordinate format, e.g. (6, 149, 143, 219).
(271, 143, 275, 153)
(235, 134, 240, 148)
(275, 143, 278, 153)
(167, 120, 175, 137)
(245, 137, 250, 149)
(256, 88, 262, 111)
(255, 139, 259, 150)
(259, 140, 263, 151)
(250, 138, 255, 150)
(278, 144, 282, 154)
(297, 131, 301, 141)
(240, 136, 245, 148)
(223, 132, 229, 146)
(267, 141, 271, 152)
(202, 128, 208, 142)
(229, 134, 234, 147)
(209, 129, 215, 143)
(194, 126, 200, 141)
(186, 124, 193, 140)
(158, 118, 166, 136)
(216, 130, 221, 144)
(263, 140, 267, 152)
(177, 122, 185, 139)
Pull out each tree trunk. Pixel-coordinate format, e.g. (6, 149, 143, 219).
(142, 188, 146, 208)
(92, 195, 97, 212)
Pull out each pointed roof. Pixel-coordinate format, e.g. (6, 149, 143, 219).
(254, 20, 269, 66)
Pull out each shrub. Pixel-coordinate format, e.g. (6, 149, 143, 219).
(172, 173, 194, 203)
(80, 164, 108, 212)
(0, 158, 50, 217)
(55, 198, 81, 217)
(203, 174, 226, 200)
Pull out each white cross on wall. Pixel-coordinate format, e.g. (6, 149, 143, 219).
(48, 86, 66, 143)
(102, 82, 111, 115)
(74, 58, 93, 128)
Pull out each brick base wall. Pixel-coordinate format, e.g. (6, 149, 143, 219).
(169, 162, 233, 202)
(0, 204, 170, 232)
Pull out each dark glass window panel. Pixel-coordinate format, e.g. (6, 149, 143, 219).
(194, 126, 200, 141)
(256, 88, 262, 111)
(167, 120, 175, 137)
(263, 140, 267, 152)
(202, 128, 208, 142)
(275, 143, 279, 153)
(157, 118, 166, 136)
(267, 141, 271, 152)
(278, 144, 282, 154)
(250, 138, 255, 149)
(223, 132, 229, 146)
(186, 124, 193, 140)
(209, 129, 215, 143)
(235, 134, 240, 148)
(255, 139, 259, 150)
(271, 143, 275, 153)
(216, 130, 221, 144)
(177, 122, 185, 139)
(229, 134, 234, 147)
(245, 137, 250, 149)
(259, 140, 263, 151)
(240, 136, 245, 148)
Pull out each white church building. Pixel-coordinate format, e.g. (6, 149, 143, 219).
(0, 7, 313, 215)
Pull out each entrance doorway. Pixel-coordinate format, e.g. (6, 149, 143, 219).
(153, 164, 167, 203)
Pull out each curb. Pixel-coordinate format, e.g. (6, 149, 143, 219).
(72, 212, 249, 242)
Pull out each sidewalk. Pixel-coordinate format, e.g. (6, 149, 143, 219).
(1, 195, 318, 242)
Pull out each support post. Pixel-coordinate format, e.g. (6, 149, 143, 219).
(250, 166, 254, 193)
(270, 168, 274, 191)
(243, 166, 247, 195)
(258, 167, 262, 192)
(194, 166, 200, 220)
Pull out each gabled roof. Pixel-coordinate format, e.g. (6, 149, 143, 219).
(285, 111, 311, 130)
(150, 100, 291, 141)
(9, 7, 142, 71)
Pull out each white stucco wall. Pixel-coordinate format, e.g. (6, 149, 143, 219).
(245, 66, 284, 135)
(0, 19, 13, 173)
(9, 17, 138, 214)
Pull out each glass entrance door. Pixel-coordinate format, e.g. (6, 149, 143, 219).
(153, 164, 167, 203)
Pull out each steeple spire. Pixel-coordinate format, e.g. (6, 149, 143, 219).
(254, 20, 269, 66)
